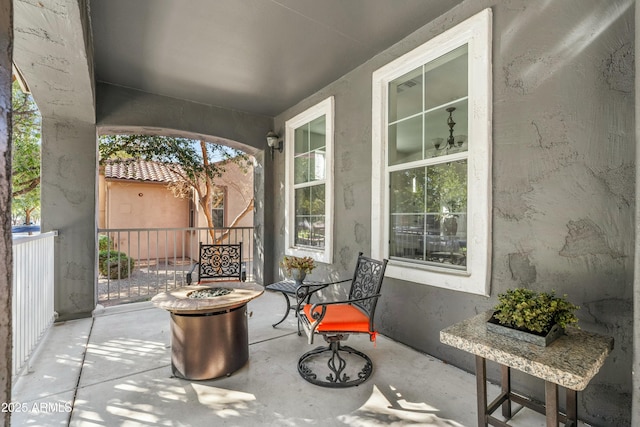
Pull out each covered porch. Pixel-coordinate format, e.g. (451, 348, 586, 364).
(0, 0, 636, 426)
(12, 291, 569, 427)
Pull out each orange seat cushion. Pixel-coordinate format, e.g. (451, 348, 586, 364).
(303, 304, 371, 333)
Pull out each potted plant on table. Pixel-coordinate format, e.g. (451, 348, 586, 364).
(280, 255, 315, 285)
(488, 288, 579, 347)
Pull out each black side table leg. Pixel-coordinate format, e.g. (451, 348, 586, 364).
(271, 292, 291, 328)
(476, 355, 488, 427)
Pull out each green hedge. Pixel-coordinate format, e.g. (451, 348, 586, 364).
(98, 250, 135, 279)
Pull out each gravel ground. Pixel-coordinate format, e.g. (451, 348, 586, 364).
(97, 263, 191, 307)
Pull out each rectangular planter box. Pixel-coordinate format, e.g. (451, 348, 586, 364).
(486, 314, 564, 347)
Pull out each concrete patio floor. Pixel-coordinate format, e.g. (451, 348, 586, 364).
(11, 290, 585, 426)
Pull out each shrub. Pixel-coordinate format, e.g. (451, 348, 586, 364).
(99, 235, 113, 251)
(98, 250, 135, 279)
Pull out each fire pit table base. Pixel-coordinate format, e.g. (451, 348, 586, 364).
(151, 283, 264, 381)
(170, 305, 249, 380)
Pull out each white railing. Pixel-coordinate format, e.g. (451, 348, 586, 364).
(12, 231, 57, 379)
(97, 227, 254, 306)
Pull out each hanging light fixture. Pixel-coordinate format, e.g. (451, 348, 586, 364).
(433, 107, 465, 151)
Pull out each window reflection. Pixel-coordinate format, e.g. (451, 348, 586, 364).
(389, 160, 467, 268)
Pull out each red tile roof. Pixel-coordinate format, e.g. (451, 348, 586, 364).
(104, 159, 184, 183)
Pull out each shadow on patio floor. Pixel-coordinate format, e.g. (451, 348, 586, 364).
(12, 289, 577, 426)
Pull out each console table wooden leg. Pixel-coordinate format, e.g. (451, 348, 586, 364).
(545, 381, 558, 427)
(501, 365, 512, 418)
(566, 389, 578, 427)
(476, 355, 488, 427)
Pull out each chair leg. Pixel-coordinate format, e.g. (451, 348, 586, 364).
(298, 339, 373, 388)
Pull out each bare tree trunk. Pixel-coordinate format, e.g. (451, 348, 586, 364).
(215, 197, 254, 244)
(198, 140, 218, 242)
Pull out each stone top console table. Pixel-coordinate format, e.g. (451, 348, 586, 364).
(440, 311, 613, 427)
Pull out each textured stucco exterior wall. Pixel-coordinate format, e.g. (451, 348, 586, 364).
(269, 0, 635, 424)
(0, 0, 11, 423)
(41, 118, 98, 320)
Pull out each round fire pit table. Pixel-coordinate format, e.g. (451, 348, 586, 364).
(151, 282, 264, 380)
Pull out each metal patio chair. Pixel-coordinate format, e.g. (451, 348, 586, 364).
(186, 242, 244, 284)
(297, 252, 388, 387)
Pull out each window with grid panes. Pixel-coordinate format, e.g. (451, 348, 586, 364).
(285, 97, 334, 263)
(371, 10, 492, 295)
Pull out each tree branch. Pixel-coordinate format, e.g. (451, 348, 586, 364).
(12, 177, 40, 198)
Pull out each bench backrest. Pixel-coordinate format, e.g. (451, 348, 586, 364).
(198, 242, 243, 282)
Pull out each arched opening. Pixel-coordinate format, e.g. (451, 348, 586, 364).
(95, 127, 260, 306)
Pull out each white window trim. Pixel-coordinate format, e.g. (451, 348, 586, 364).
(284, 96, 334, 264)
(371, 9, 492, 296)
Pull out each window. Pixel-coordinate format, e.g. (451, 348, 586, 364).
(285, 97, 334, 263)
(211, 187, 225, 228)
(371, 9, 492, 295)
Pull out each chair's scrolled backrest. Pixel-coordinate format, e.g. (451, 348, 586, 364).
(348, 252, 388, 326)
(199, 242, 243, 281)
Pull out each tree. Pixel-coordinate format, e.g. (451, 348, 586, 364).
(12, 186, 40, 225)
(98, 135, 253, 242)
(11, 79, 41, 223)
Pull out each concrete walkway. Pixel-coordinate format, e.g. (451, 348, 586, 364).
(11, 291, 575, 426)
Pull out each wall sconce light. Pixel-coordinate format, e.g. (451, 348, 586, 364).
(266, 131, 282, 159)
(433, 107, 466, 152)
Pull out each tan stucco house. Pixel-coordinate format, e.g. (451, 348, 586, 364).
(98, 158, 253, 259)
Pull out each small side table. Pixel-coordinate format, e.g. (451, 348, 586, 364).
(265, 280, 327, 328)
(440, 312, 613, 427)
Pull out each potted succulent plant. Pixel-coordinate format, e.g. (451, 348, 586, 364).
(487, 288, 579, 346)
(280, 255, 316, 284)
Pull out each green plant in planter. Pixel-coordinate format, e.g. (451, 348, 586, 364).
(492, 288, 579, 334)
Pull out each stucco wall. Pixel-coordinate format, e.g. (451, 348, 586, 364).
(269, 0, 635, 424)
(102, 180, 190, 259)
(13, 0, 97, 322)
(41, 118, 98, 320)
